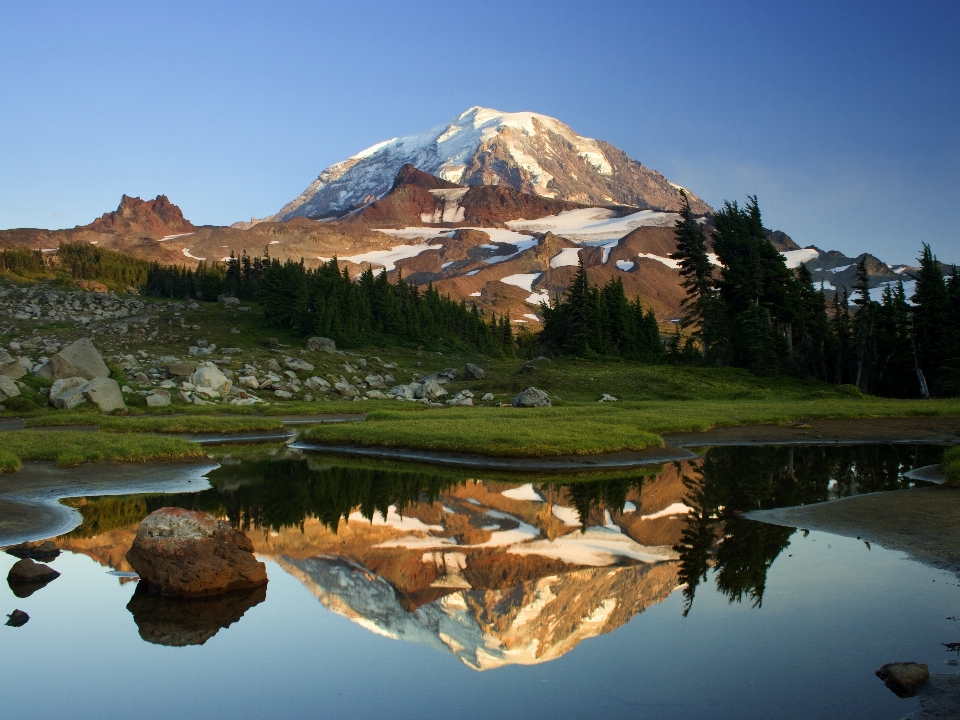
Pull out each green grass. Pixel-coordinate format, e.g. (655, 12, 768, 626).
(0, 430, 206, 474)
(944, 447, 960, 488)
(24, 414, 286, 434)
(304, 396, 960, 458)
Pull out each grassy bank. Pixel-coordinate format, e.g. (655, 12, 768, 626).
(24, 414, 286, 434)
(0, 430, 206, 473)
(303, 396, 960, 458)
(944, 447, 960, 488)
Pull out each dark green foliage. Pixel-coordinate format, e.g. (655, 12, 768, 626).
(1, 242, 153, 289)
(539, 258, 665, 362)
(0, 247, 46, 273)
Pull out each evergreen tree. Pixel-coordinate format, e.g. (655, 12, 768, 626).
(670, 192, 719, 358)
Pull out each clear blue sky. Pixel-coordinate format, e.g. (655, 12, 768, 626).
(1, 0, 957, 265)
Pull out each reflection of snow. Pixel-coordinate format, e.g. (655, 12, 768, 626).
(552, 505, 581, 527)
(639, 502, 693, 520)
(509, 527, 677, 566)
(502, 483, 543, 502)
(637, 253, 679, 269)
(349, 505, 444, 533)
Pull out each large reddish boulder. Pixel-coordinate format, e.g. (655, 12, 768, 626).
(126, 508, 268, 597)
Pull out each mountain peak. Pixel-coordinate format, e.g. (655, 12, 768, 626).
(85, 194, 195, 236)
(270, 107, 712, 222)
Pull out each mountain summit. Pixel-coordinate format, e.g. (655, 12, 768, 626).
(271, 107, 712, 221)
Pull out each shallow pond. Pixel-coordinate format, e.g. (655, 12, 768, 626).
(2, 443, 958, 719)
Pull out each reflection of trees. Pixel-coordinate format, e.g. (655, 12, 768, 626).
(563, 475, 647, 530)
(674, 444, 940, 616)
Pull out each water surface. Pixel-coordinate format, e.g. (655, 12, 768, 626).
(1, 443, 957, 719)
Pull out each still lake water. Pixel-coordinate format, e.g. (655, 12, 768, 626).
(2, 444, 958, 720)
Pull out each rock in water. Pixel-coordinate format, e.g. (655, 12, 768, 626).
(5, 609, 29, 627)
(876, 662, 930, 697)
(39, 337, 110, 380)
(306, 337, 336, 353)
(463, 362, 485, 380)
(126, 583, 267, 646)
(126, 508, 268, 597)
(7, 558, 61, 584)
(513, 387, 552, 407)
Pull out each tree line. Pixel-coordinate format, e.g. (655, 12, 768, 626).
(669, 194, 959, 397)
(0, 242, 153, 288)
(145, 253, 516, 357)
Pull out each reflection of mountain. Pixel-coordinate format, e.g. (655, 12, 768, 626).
(279, 554, 677, 671)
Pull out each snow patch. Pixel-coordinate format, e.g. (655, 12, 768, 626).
(552, 505, 581, 527)
(782, 248, 819, 268)
(637, 253, 679, 269)
(500, 273, 541, 291)
(640, 503, 693, 521)
(339, 243, 442, 272)
(501, 483, 543, 502)
(506, 208, 679, 245)
(509, 528, 678, 567)
(182, 248, 206, 261)
(615, 260, 635, 271)
(549, 247, 582, 268)
(349, 505, 444, 533)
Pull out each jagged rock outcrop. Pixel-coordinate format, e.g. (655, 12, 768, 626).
(86, 194, 195, 236)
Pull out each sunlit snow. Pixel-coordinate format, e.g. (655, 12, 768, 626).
(615, 260, 635, 271)
(549, 248, 582, 268)
(339, 243, 442, 272)
(500, 273, 541, 291)
(637, 253, 680, 269)
(501, 484, 543, 502)
(782, 248, 820, 268)
(506, 208, 679, 245)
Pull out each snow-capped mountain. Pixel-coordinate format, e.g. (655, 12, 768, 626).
(270, 107, 712, 221)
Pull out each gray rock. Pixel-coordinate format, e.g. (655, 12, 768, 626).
(519, 363, 537, 374)
(221, 296, 241, 307)
(265, 359, 282, 373)
(0, 375, 21, 400)
(422, 367, 457, 384)
(513, 387, 552, 408)
(304, 376, 331, 391)
(599, 394, 618, 402)
(481, 392, 495, 402)
(167, 361, 198, 377)
(274, 389, 292, 399)
(416, 378, 447, 400)
(82, 377, 127, 413)
(190, 364, 231, 394)
(238, 375, 259, 389)
(364, 374, 385, 389)
(45, 338, 110, 380)
(0, 359, 25, 379)
(5, 540, 60, 560)
(463, 363, 485, 380)
(876, 662, 930, 697)
(334, 380, 359, 397)
(49, 376, 89, 409)
(446, 390, 475, 406)
(284, 358, 315, 373)
(146, 393, 172, 407)
(307, 337, 336, 353)
(365, 390, 388, 399)
(388, 383, 418, 400)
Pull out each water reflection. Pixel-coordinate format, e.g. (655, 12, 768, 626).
(126, 584, 267, 646)
(51, 443, 941, 666)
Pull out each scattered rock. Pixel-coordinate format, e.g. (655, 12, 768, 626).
(77, 279, 108, 293)
(190, 364, 232, 395)
(388, 383, 418, 400)
(876, 662, 930, 697)
(39, 337, 110, 380)
(284, 358, 315, 373)
(146, 393, 172, 408)
(304, 376, 331, 391)
(599, 393, 618, 402)
(264, 359, 282, 373)
(7, 557, 61, 585)
(463, 362, 485, 380)
(422, 367, 457, 384)
(238, 375, 259, 389)
(519, 363, 537, 374)
(4, 540, 60, 560)
(307, 337, 336, 353)
(48, 376, 89, 409)
(513, 387, 552, 407)
(167, 361, 199, 377)
(334, 379, 359, 397)
(82, 376, 127, 412)
(481, 392, 495, 402)
(125, 508, 268, 597)
(5, 609, 29, 627)
(365, 390, 388, 399)
(274, 389, 292, 399)
(0, 356, 25, 379)
(416, 378, 448, 400)
(446, 390, 474, 406)
(0, 374, 21, 400)
(220, 296, 241, 307)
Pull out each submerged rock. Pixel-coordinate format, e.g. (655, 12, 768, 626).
(126, 583, 266, 646)
(876, 662, 930, 697)
(513, 387, 552, 407)
(125, 508, 268, 597)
